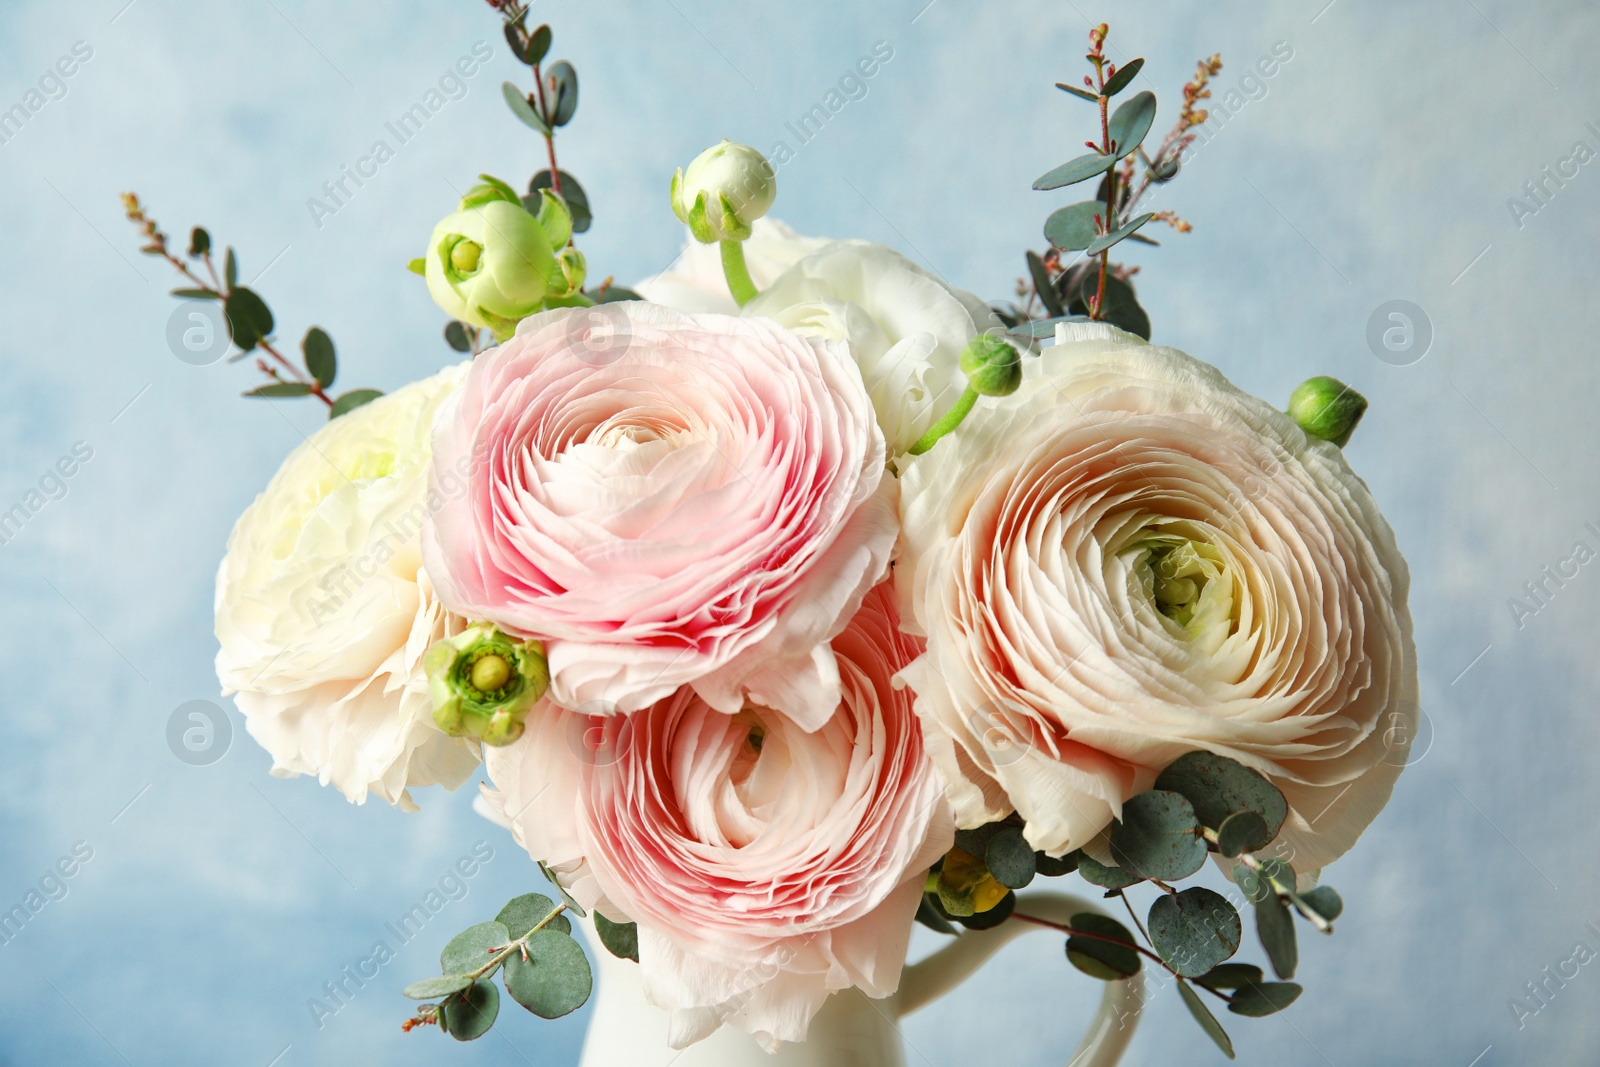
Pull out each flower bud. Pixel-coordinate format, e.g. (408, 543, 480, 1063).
(959, 334, 1023, 397)
(423, 624, 550, 747)
(933, 846, 1010, 916)
(421, 175, 579, 341)
(1288, 375, 1368, 447)
(670, 141, 776, 244)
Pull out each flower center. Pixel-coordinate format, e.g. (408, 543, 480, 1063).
(1131, 532, 1237, 649)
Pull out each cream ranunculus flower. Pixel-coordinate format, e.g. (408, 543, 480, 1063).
(895, 322, 1417, 873)
(634, 218, 830, 315)
(743, 241, 1002, 459)
(215, 364, 481, 810)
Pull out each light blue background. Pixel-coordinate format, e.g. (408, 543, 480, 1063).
(2, 1, 1597, 1064)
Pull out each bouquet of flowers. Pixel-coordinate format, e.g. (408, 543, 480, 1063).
(126, 8, 1416, 1063)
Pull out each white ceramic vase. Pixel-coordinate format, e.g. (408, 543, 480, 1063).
(573, 891, 1143, 1067)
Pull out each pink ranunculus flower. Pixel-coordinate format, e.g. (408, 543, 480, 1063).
(483, 582, 953, 1050)
(421, 302, 896, 727)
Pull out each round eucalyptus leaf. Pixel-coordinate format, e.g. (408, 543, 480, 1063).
(244, 383, 312, 398)
(503, 81, 550, 135)
(547, 60, 578, 126)
(593, 911, 639, 962)
(440, 920, 510, 977)
(402, 973, 474, 1000)
(496, 893, 570, 939)
(1065, 913, 1141, 980)
(223, 286, 273, 352)
(442, 980, 499, 1041)
(1154, 751, 1288, 838)
(1216, 811, 1272, 857)
(1044, 200, 1108, 252)
(1036, 850, 1080, 878)
(444, 321, 474, 352)
(1064, 272, 1150, 340)
(1227, 980, 1304, 1017)
(984, 827, 1038, 889)
(1147, 888, 1242, 977)
(504, 929, 593, 1018)
(1085, 212, 1154, 257)
(952, 822, 1004, 861)
(302, 326, 336, 389)
(1194, 962, 1264, 991)
(1176, 979, 1235, 1059)
(1254, 894, 1298, 980)
(1077, 854, 1143, 890)
(1298, 886, 1344, 924)
(1107, 90, 1157, 159)
(1109, 790, 1207, 881)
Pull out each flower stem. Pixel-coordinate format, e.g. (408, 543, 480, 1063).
(907, 386, 979, 455)
(720, 239, 759, 306)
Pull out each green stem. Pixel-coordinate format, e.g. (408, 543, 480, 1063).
(907, 386, 979, 455)
(721, 239, 759, 306)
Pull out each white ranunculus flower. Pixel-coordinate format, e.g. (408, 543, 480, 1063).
(634, 218, 830, 315)
(895, 322, 1417, 873)
(743, 241, 1002, 459)
(215, 364, 481, 810)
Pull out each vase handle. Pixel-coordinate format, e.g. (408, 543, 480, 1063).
(895, 890, 1143, 1067)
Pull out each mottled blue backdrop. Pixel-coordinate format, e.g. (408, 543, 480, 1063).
(2, 1, 1597, 1065)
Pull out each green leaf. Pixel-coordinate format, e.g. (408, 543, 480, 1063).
(595, 285, 644, 304)
(546, 60, 578, 127)
(1228, 981, 1304, 1017)
(1066, 913, 1142, 980)
(224, 247, 238, 289)
(1216, 811, 1272, 858)
(170, 287, 219, 300)
(243, 383, 313, 398)
(1154, 751, 1288, 839)
(1254, 893, 1298, 979)
(503, 81, 551, 135)
(1147, 888, 1242, 978)
(1026, 250, 1064, 317)
(1035, 850, 1080, 877)
(1086, 212, 1155, 257)
(1032, 151, 1114, 191)
(538, 860, 586, 917)
(329, 388, 383, 419)
(444, 321, 474, 353)
(402, 974, 474, 1000)
(1256, 857, 1296, 895)
(1065, 273, 1150, 340)
(527, 24, 552, 65)
(407, 257, 426, 276)
(496, 893, 571, 939)
(984, 827, 1037, 890)
(1077, 854, 1143, 890)
(1044, 200, 1109, 252)
(302, 327, 335, 389)
(1102, 58, 1145, 97)
(1177, 979, 1236, 1060)
(1055, 82, 1100, 103)
(952, 823, 1003, 860)
(1297, 886, 1344, 925)
(1195, 963, 1265, 991)
(223, 286, 272, 352)
(593, 911, 639, 962)
(1107, 91, 1157, 159)
(915, 893, 959, 935)
(503, 929, 593, 1018)
(1109, 790, 1207, 881)
(442, 980, 499, 1041)
(187, 226, 210, 258)
(440, 921, 510, 977)
(528, 170, 590, 233)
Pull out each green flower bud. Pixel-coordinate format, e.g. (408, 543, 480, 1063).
(1288, 375, 1368, 447)
(959, 334, 1023, 397)
(420, 175, 579, 342)
(670, 141, 776, 244)
(423, 624, 550, 747)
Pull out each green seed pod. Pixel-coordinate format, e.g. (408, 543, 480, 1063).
(959, 334, 1023, 397)
(423, 625, 550, 747)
